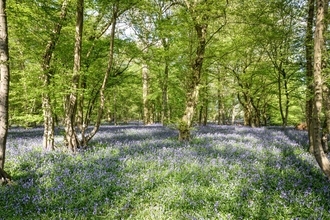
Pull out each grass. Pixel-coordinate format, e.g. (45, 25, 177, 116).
(0, 124, 329, 219)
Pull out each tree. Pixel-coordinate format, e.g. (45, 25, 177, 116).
(263, 0, 303, 128)
(177, 0, 228, 140)
(3, 0, 316, 148)
(0, 0, 11, 184)
(63, 0, 136, 148)
(64, 0, 84, 152)
(42, 0, 69, 150)
(82, 0, 119, 145)
(8, 1, 66, 128)
(311, 0, 330, 180)
(306, 0, 315, 153)
(127, 3, 155, 125)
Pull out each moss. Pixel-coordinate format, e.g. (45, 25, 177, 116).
(178, 120, 190, 141)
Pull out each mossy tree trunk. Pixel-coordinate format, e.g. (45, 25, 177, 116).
(179, 25, 207, 140)
(178, 0, 214, 141)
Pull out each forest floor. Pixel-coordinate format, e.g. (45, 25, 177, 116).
(0, 124, 329, 219)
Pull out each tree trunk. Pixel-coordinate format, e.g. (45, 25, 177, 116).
(0, 0, 10, 183)
(306, 0, 315, 153)
(201, 78, 209, 126)
(284, 77, 289, 127)
(64, 0, 84, 151)
(179, 25, 207, 140)
(202, 95, 208, 126)
(198, 105, 203, 126)
(278, 70, 284, 126)
(217, 97, 225, 125)
(312, 0, 330, 180)
(83, 2, 118, 145)
(217, 72, 225, 125)
(142, 62, 151, 125)
(321, 1, 330, 154)
(161, 38, 169, 125)
(239, 93, 253, 126)
(321, 118, 329, 153)
(42, 96, 54, 150)
(75, 10, 116, 142)
(277, 69, 290, 128)
(42, 0, 69, 150)
(179, 4, 208, 140)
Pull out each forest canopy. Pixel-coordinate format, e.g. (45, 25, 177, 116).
(7, 0, 307, 132)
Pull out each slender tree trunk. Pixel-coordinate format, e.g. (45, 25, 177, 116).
(142, 62, 151, 125)
(161, 38, 169, 125)
(75, 13, 115, 141)
(42, 0, 68, 150)
(283, 75, 290, 127)
(278, 71, 285, 125)
(113, 86, 117, 125)
(217, 96, 224, 125)
(312, 0, 330, 180)
(42, 95, 54, 150)
(64, 0, 83, 151)
(198, 105, 203, 126)
(83, 2, 118, 145)
(217, 72, 225, 125)
(277, 69, 290, 128)
(0, 0, 10, 183)
(306, 0, 315, 153)
(202, 85, 208, 126)
(231, 105, 237, 125)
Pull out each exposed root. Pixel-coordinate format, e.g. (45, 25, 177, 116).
(0, 167, 12, 185)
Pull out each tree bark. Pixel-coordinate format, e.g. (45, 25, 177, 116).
(64, 0, 83, 151)
(0, 0, 10, 183)
(312, 0, 330, 180)
(42, 0, 69, 150)
(321, 0, 329, 153)
(306, 0, 315, 153)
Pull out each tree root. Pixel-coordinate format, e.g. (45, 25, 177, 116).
(0, 167, 12, 185)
